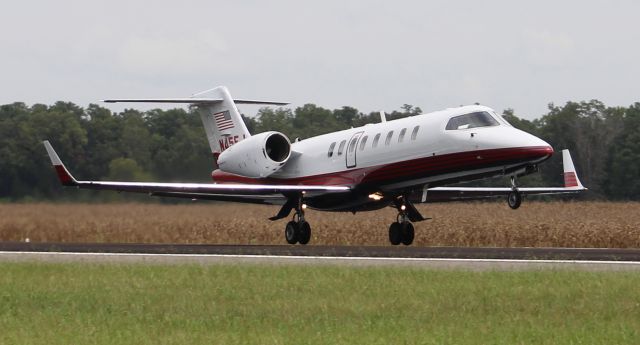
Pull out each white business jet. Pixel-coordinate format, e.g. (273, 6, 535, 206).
(44, 86, 586, 245)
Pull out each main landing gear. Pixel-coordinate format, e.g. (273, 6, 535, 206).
(272, 194, 427, 246)
(273, 194, 311, 245)
(388, 196, 426, 246)
(285, 210, 311, 245)
(388, 214, 415, 246)
(507, 176, 522, 210)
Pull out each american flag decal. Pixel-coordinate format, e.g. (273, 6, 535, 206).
(213, 110, 234, 131)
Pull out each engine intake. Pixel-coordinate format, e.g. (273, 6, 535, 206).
(217, 131, 291, 178)
(265, 133, 290, 163)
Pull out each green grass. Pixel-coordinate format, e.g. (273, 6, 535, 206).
(1, 263, 639, 344)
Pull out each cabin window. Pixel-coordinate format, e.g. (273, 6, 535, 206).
(359, 136, 368, 151)
(327, 142, 336, 157)
(348, 137, 358, 153)
(337, 140, 346, 155)
(372, 133, 381, 148)
(385, 131, 394, 146)
(445, 111, 499, 130)
(398, 128, 407, 143)
(411, 126, 420, 140)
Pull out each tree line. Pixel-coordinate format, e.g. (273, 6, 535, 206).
(0, 99, 638, 201)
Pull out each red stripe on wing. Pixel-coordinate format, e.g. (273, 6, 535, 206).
(564, 172, 578, 187)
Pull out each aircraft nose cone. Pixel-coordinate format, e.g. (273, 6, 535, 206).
(537, 138, 554, 157)
(525, 137, 554, 160)
(523, 132, 553, 153)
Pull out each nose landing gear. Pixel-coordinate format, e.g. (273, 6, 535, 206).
(507, 176, 522, 210)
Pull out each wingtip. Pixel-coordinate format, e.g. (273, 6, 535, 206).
(562, 149, 585, 189)
(43, 140, 77, 186)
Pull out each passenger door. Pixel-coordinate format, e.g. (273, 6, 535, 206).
(346, 131, 363, 168)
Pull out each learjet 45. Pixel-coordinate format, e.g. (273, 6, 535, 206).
(44, 86, 586, 245)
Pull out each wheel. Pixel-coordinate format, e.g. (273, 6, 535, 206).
(388, 222, 402, 245)
(507, 191, 522, 210)
(401, 222, 414, 246)
(298, 221, 311, 245)
(285, 221, 299, 244)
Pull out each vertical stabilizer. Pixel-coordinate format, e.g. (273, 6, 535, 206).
(194, 86, 251, 161)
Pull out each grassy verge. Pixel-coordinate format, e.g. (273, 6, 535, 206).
(1, 262, 639, 344)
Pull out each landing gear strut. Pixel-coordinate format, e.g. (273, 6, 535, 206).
(284, 196, 311, 245)
(507, 176, 522, 210)
(388, 197, 416, 246)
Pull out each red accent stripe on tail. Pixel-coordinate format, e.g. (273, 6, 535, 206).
(54, 165, 74, 185)
(564, 172, 578, 187)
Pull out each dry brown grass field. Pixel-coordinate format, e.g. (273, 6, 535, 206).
(0, 202, 638, 247)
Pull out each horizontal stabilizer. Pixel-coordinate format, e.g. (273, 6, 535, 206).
(102, 98, 289, 106)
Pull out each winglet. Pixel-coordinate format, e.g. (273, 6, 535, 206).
(43, 141, 77, 186)
(562, 149, 585, 189)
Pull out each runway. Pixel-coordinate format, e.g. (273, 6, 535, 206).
(2, 242, 640, 260)
(1, 242, 640, 270)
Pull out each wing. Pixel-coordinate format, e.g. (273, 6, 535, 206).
(43, 141, 348, 204)
(416, 149, 586, 203)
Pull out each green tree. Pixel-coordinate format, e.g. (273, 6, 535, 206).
(84, 104, 123, 179)
(107, 157, 152, 181)
(501, 109, 538, 135)
(605, 103, 640, 199)
(333, 106, 361, 128)
(536, 100, 622, 197)
(292, 104, 341, 139)
(254, 107, 295, 137)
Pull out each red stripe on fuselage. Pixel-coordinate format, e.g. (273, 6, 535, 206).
(364, 147, 547, 182)
(211, 146, 553, 187)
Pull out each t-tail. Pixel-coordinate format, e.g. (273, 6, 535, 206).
(193, 86, 251, 162)
(103, 86, 288, 166)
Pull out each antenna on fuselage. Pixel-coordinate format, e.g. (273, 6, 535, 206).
(379, 111, 387, 123)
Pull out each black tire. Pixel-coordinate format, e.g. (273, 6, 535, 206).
(401, 222, 415, 246)
(507, 191, 522, 210)
(298, 221, 311, 245)
(285, 221, 299, 244)
(388, 222, 402, 245)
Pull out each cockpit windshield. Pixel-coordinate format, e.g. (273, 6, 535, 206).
(493, 111, 513, 127)
(445, 111, 500, 130)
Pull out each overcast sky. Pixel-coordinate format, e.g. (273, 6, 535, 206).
(1, 0, 639, 119)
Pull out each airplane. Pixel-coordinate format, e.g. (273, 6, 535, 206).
(43, 86, 586, 246)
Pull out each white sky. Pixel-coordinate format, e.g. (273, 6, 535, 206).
(1, 0, 639, 119)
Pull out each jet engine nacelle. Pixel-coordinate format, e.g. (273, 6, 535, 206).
(217, 131, 291, 178)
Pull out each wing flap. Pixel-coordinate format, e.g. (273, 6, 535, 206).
(151, 192, 286, 205)
(422, 186, 584, 202)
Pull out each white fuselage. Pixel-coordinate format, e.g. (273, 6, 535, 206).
(213, 105, 552, 192)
